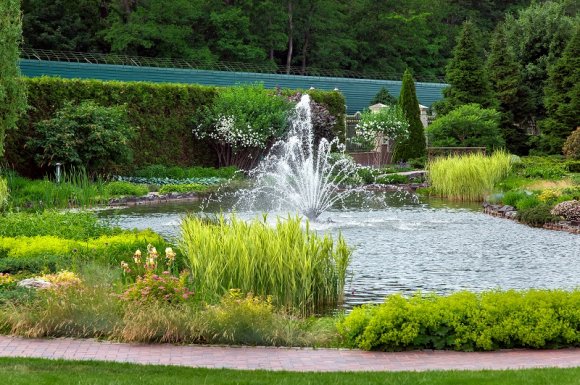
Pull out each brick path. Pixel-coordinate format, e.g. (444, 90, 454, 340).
(0, 336, 579, 372)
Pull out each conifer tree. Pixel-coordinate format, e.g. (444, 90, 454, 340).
(0, 0, 27, 156)
(539, 24, 580, 154)
(437, 20, 494, 116)
(393, 69, 425, 161)
(486, 24, 529, 154)
(371, 87, 397, 106)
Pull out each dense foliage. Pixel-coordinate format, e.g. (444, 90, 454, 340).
(19, 0, 542, 82)
(193, 84, 292, 169)
(427, 104, 504, 151)
(393, 69, 425, 161)
(338, 289, 580, 351)
(436, 21, 494, 116)
(350, 106, 408, 151)
(563, 128, 580, 159)
(29, 101, 134, 175)
(5, 78, 343, 177)
(0, 0, 27, 156)
(539, 24, 580, 153)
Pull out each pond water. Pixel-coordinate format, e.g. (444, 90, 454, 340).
(99, 192, 580, 308)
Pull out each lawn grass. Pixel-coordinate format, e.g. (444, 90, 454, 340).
(0, 357, 578, 385)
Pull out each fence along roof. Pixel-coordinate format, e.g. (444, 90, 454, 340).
(19, 49, 447, 114)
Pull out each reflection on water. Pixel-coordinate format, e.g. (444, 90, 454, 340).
(99, 193, 580, 308)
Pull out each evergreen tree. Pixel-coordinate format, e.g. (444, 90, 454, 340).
(393, 69, 426, 161)
(486, 24, 529, 154)
(0, 0, 27, 156)
(371, 87, 397, 106)
(437, 20, 494, 115)
(539, 24, 580, 154)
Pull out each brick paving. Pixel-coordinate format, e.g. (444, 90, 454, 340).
(0, 335, 579, 372)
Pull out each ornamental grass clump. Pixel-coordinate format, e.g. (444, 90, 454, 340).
(427, 151, 512, 201)
(179, 214, 351, 316)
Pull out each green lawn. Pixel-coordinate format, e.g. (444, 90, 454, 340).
(0, 358, 578, 385)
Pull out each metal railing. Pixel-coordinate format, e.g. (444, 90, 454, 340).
(20, 48, 445, 83)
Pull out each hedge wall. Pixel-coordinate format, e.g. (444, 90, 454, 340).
(5, 77, 346, 177)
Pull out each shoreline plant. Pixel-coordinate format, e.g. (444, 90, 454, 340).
(427, 151, 512, 201)
(179, 214, 351, 315)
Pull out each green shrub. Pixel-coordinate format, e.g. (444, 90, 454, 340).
(501, 190, 528, 206)
(517, 204, 559, 226)
(0, 211, 120, 239)
(158, 184, 208, 195)
(516, 156, 567, 179)
(375, 174, 409, 184)
(135, 165, 239, 179)
(337, 290, 580, 351)
(562, 126, 580, 159)
(0, 230, 168, 274)
(427, 104, 505, 151)
(179, 214, 351, 315)
(427, 152, 512, 201)
(514, 195, 541, 210)
(120, 271, 193, 304)
(193, 84, 293, 170)
(28, 101, 134, 175)
(104, 181, 148, 197)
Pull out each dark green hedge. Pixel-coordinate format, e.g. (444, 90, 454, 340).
(337, 290, 580, 351)
(6, 77, 346, 177)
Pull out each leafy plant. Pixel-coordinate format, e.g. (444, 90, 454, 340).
(337, 289, 580, 351)
(120, 271, 193, 304)
(427, 152, 512, 201)
(179, 214, 351, 315)
(501, 190, 528, 207)
(516, 205, 559, 226)
(29, 101, 135, 175)
(104, 181, 148, 197)
(193, 84, 292, 170)
(116, 176, 226, 186)
(427, 104, 505, 151)
(158, 183, 207, 195)
(514, 195, 540, 210)
(135, 165, 239, 179)
(350, 106, 409, 151)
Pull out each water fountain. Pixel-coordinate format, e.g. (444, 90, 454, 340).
(237, 94, 361, 220)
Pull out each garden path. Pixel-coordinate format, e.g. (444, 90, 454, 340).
(0, 336, 579, 372)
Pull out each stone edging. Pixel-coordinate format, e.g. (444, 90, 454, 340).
(482, 202, 580, 234)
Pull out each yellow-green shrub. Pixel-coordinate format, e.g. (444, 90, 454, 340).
(0, 178, 8, 209)
(337, 289, 580, 351)
(0, 230, 167, 274)
(427, 151, 512, 201)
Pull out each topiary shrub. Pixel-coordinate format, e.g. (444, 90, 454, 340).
(516, 204, 559, 226)
(28, 101, 134, 176)
(551, 200, 580, 222)
(563, 127, 580, 159)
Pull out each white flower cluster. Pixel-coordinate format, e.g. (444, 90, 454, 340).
(350, 106, 410, 149)
(193, 115, 269, 149)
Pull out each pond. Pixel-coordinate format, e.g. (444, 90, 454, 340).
(99, 192, 580, 308)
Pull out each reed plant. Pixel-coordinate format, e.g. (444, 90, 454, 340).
(179, 214, 351, 316)
(427, 151, 512, 201)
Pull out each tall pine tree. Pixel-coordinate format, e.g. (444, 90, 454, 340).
(0, 0, 27, 156)
(486, 23, 529, 154)
(437, 20, 494, 116)
(539, 24, 580, 154)
(393, 69, 426, 161)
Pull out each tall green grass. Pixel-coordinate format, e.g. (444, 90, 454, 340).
(427, 152, 512, 201)
(0, 178, 8, 210)
(179, 214, 351, 316)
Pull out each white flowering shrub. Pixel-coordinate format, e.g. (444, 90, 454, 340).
(350, 106, 409, 151)
(193, 84, 292, 169)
